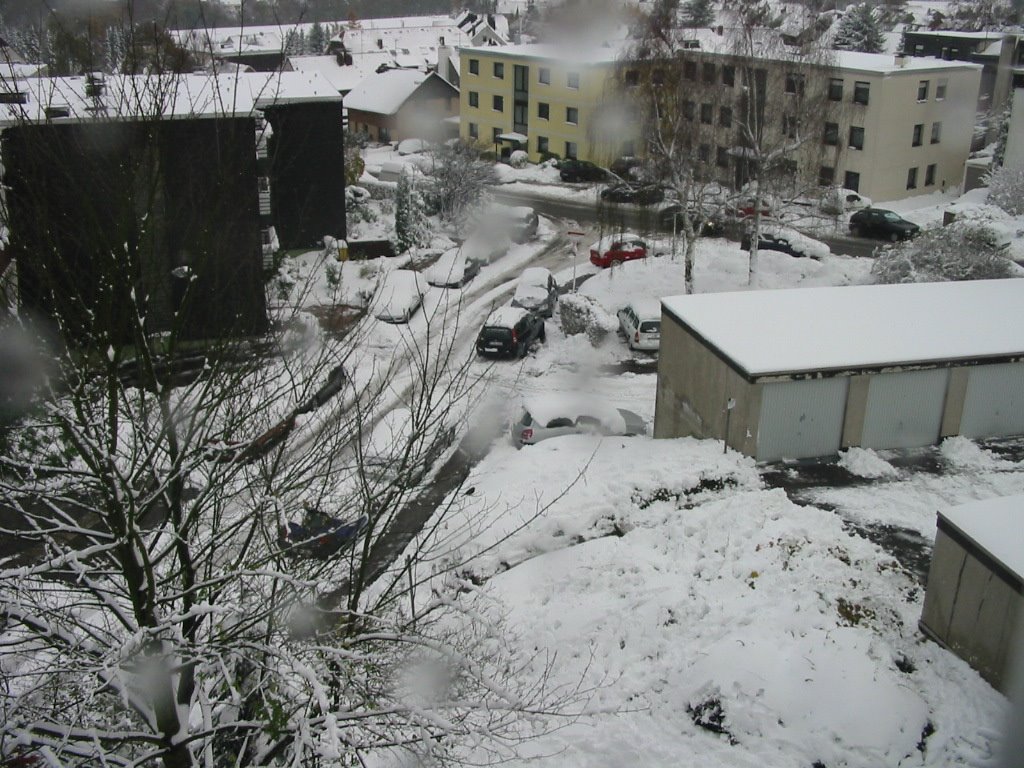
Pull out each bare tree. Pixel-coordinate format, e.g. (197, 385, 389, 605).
(728, 0, 840, 284)
(0, 33, 589, 768)
(429, 140, 499, 223)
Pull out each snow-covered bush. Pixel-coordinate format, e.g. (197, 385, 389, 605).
(508, 149, 529, 169)
(986, 164, 1024, 216)
(558, 293, 619, 346)
(429, 141, 498, 221)
(393, 173, 430, 254)
(832, 3, 884, 53)
(871, 221, 1020, 284)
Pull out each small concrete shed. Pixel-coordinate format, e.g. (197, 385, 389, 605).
(920, 495, 1023, 692)
(654, 280, 1024, 461)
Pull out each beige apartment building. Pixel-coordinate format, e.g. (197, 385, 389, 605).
(457, 39, 981, 202)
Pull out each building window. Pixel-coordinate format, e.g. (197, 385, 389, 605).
(785, 72, 805, 95)
(538, 135, 549, 154)
(494, 62, 504, 79)
(684, 60, 697, 80)
(844, 170, 860, 192)
(931, 121, 942, 144)
(783, 114, 799, 139)
(925, 163, 936, 186)
(849, 126, 865, 150)
(565, 141, 577, 159)
(468, 91, 479, 108)
(853, 81, 870, 105)
(702, 62, 716, 84)
(722, 65, 735, 87)
(493, 94, 504, 111)
(823, 122, 839, 146)
(468, 122, 478, 139)
(700, 103, 713, 125)
(539, 67, 550, 84)
(912, 123, 923, 146)
(719, 106, 732, 128)
(469, 59, 479, 75)
(917, 80, 929, 101)
(819, 165, 835, 186)
(538, 102, 549, 119)
(907, 167, 918, 189)
(698, 144, 711, 163)
(936, 78, 948, 99)
(624, 69, 639, 87)
(828, 77, 843, 101)
(566, 106, 579, 124)
(492, 127, 501, 143)
(716, 145, 730, 168)
(567, 71, 580, 89)
(683, 100, 695, 120)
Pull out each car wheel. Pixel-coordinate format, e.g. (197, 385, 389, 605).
(850, 225, 861, 237)
(610, 259, 623, 268)
(889, 231, 899, 243)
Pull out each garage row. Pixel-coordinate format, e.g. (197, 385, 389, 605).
(653, 280, 1024, 462)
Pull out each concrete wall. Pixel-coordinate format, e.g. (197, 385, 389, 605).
(1005, 88, 1024, 170)
(920, 524, 1022, 692)
(654, 311, 761, 455)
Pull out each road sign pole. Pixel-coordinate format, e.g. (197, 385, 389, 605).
(567, 229, 585, 294)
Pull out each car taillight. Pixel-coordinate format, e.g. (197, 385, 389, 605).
(511, 329, 518, 344)
(521, 428, 533, 441)
(634, 331, 640, 342)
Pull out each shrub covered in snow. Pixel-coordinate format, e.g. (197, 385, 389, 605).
(392, 173, 430, 255)
(871, 221, 1020, 284)
(508, 150, 529, 169)
(986, 164, 1024, 216)
(558, 293, 619, 346)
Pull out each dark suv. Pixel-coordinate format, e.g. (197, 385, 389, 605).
(849, 208, 920, 242)
(476, 306, 546, 359)
(559, 159, 609, 183)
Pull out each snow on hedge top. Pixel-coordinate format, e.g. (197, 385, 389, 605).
(662, 279, 1024, 377)
(941, 494, 1024, 579)
(0, 71, 340, 125)
(344, 69, 449, 115)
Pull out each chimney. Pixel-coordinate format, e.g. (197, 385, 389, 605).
(895, 53, 908, 67)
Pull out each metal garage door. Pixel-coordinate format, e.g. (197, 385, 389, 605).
(960, 363, 1024, 438)
(757, 378, 849, 462)
(860, 369, 949, 450)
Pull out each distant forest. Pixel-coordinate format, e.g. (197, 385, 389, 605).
(0, 0, 497, 31)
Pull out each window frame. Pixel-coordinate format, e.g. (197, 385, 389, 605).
(700, 102, 713, 125)
(785, 72, 805, 96)
(493, 61, 505, 79)
(537, 135, 549, 154)
(492, 94, 504, 112)
(853, 81, 870, 105)
(567, 71, 580, 89)
(936, 78, 948, 100)
(931, 121, 941, 144)
(925, 163, 936, 186)
(538, 102, 549, 120)
(912, 123, 923, 147)
(844, 170, 860, 192)
(848, 125, 865, 150)
(828, 77, 843, 101)
(566, 106, 579, 125)
(823, 122, 839, 146)
(468, 91, 479, 108)
(468, 122, 478, 139)
(719, 106, 732, 128)
(468, 59, 479, 75)
(819, 165, 835, 186)
(722, 65, 735, 87)
(917, 80, 929, 101)
(906, 166, 918, 190)
(565, 140, 578, 159)
(538, 67, 551, 84)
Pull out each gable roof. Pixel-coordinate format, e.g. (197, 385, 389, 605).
(343, 68, 455, 115)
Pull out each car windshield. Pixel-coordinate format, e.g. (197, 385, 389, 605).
(639, 321, 660, 333)
(480, 327, 512, 341)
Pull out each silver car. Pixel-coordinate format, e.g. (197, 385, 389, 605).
(511, 267, 559, 318)
(617, 299, 661, 352)
(511, 394, 647, 447)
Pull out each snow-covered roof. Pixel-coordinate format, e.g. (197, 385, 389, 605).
(343, 68, 449, 115)
(626, 297, 662, 320)
(940, 494, 1024, 580)
(835, 50, 983, 74)
(0, 71, 340, 125)
(459, 39, 629, 65)
(661, 279, 1024, 378)
(286, 53, 392, 93)
(485, 306, 531, 327)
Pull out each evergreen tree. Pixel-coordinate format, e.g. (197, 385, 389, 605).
(393, 173, 430, 254)
(833, 3, 885, 54)
(308, 21, 325, 54)
(681, 0, 715, 28)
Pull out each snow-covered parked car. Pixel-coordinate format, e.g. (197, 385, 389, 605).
(425, 247, 481, 288)
(397, 138, 431, 155)
(820, 187, 871, 215)
(372, 269, 425, 323)
(462, 227, 511, 266)
(617, 299, 661, 351)
(741, 226, 830, 259)
(511, 267, 558, 318)
(511, 393, 647, 447)
(278, 506, 367, 559)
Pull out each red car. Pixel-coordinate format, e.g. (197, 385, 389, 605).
(589, 234, 648, 268)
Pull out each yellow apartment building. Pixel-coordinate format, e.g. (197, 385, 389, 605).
(458, 40, 981, 202)
(457, 43, 634, 165)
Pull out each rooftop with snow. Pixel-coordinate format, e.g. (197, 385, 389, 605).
(940, 494, 1024, 580)
(661, 279, 1024, 377)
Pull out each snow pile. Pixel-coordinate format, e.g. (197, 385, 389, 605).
(940, 436, 1014, 470)
(839, 447, 899, 478)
